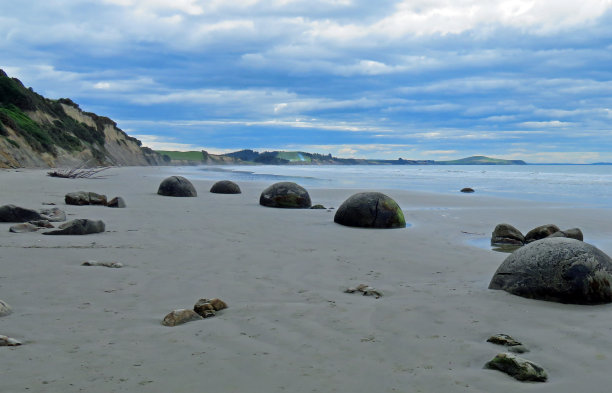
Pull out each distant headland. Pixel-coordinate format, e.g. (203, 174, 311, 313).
(156, 149, 527, 166)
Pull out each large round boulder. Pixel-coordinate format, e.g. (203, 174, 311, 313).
(491, 223, 525, 246)
(489, 237, 612, 304)
(157, 176, 197, 197)
(259, 182, 311, 208)
(210, 180, 241, 194)
(334, 192, 406, 229)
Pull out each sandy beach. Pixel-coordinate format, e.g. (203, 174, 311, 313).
(2, 166, 612, 393)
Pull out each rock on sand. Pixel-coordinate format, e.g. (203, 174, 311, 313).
(157, 176, 197, 197)
(259, 182, 311, 208)
(489, 237, 612, 304)
(334, 192, 405, 229)
(210, 180, 241, 194)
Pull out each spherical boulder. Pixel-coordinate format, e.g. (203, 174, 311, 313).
(157, 176, 197, 197)
(489, 237, 612, 304)
(210, 180, 241, 194)
(491, 223, 525, 246)
(334, 192, 406, 229)
(259, 182, 311, 208)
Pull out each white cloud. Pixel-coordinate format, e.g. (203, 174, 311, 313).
(129, 134, 209, 152)
(519, 120, 573, 128)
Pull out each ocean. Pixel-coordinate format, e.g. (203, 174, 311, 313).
(175, 164, 612, 209)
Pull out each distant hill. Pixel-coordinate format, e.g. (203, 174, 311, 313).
(156, 149, 524, 166)
(435, 155, 527, 165)
(0, 69, 163, 168)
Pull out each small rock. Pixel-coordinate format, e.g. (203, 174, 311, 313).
(161, 309, 203, 326)
(193, 300, 216, 318)
(65, 191, 108, 206)
(210, 180, 241, 194)
(0, 335, 22, 346)
(487, 334, 528, 353)
(344, 284, 382, 298)
(43, 219, 105, 235)
(0, 300, 12, 317)
(208, 298, 228, 311)
(487, 334, 522, 347)
(39, 207, 66, 222)
(107, 197, 126, 208)
(10, 220, 55, 233)
(9, 223, 41, 233)
(524, 224, 560, 243)
(157, 176, 197, 197)
(460, 187, 475, 193)
(65, 191, 89, 205)
(310, 204, 326, 209)
(82, 260, 123, 268)
(29, 220, 54, 228)
(485, 353, 547, 382)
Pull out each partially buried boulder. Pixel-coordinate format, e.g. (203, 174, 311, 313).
(0, 205, 44, 222)
(157, 176, 197, 197)
(161, 309, 203, 326)
(485, 353, 547, 382)
(9, 220, 54, 233)
(65, 191, 107, 206)
(107, 196, 126, 208)
(210, 180, 241, 194)
(43, 219, 105, 235)
(491, 223, 525, 246)
(489, 237, 612, 304)
(334, 192, 405, 229)
(524, 224, 560, 243)
(39, 207, 66, 222)
(259, 182, 311, 208)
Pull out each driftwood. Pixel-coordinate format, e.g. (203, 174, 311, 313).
(47, 165, 111, 179)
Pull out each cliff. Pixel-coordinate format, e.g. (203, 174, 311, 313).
(0, 69, 163, 168)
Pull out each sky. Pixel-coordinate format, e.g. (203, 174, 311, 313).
(1, 0, 612, 163)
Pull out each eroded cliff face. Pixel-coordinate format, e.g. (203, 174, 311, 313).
(0, 69, 163, 168)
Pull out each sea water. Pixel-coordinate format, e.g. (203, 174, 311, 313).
(177, 164, 612, 209)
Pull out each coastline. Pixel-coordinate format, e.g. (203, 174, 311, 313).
(2, 166, 612, 392)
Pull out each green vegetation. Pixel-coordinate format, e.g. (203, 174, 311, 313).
(155, 150, 205, 161)
(0, 105, 55, 153)
(276, 151, 312, 162)
(6, 138, 20, 148)
(0, 70, 111, 158)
